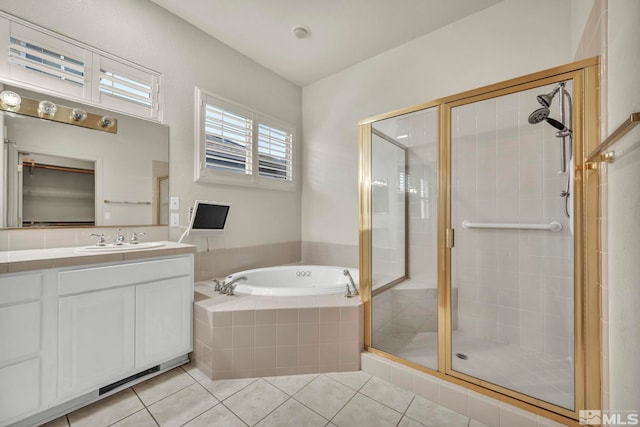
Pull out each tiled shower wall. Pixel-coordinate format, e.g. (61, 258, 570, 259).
(451, 86, 574, 359)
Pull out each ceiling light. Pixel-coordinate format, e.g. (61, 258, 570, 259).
(396, 134, 409, 139)
(38, 100, 57, 117)
(291, 25, 310, 39)
(0, 90, 21, 109)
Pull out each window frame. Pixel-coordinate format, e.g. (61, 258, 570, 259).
(195, 87, 296, 191)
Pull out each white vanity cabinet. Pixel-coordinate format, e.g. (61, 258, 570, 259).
(56, 255, 193, 401)
(58, 286, 136, 400)
(0, 251, 194, 427)
(0, 273, 43, 425)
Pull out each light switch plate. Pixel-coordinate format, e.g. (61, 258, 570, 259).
(170, 213, 179, 227)
(170, 196, 179, 210)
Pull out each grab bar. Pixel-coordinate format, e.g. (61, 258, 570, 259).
(461, 220, 562, 232)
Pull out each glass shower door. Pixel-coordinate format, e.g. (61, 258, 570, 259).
(370, 107, 439, 370)
(449, 83, 575, 410)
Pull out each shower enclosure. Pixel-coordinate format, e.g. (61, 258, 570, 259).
(359, 58, 601, 423)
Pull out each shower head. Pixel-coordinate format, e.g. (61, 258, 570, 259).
(528, 107, 550, 124)
(536, 84, 563, 108)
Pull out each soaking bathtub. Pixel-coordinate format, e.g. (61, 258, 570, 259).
(227, 265, 360, 296)
(193, 265, 363, 380)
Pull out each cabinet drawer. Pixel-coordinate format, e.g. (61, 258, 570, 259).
(0, 301, 41, 364)
(58, 256, 191, 295)
(0, 273, 42, 304)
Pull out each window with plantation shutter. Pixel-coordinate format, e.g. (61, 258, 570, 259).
(204, 103, 253, 175)
(0, 14, 162, 120)
(9, 36, 85, 87)
(257, 122, 292, 180)
(195, 88, 295, 190)
(96, 56, 160, 120)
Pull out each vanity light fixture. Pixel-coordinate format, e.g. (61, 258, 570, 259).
(291, 25, 310, 39)
(0, 90, 117, 134)
(99, 116, 116, 129)
(70, 108, 88, 122)
(0, 90, 21, 109)
(38, 100, 58, 117)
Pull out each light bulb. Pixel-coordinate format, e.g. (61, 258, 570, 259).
(38, 100, 57, 117)
(70, 108, 88, 122)
(0, 91, 21, 108)
(99, 116, 116, 128)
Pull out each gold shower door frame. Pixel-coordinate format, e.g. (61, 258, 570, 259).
(358, 57, 600, 425)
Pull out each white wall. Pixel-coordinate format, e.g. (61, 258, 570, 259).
(605, 0, 640, 412)
(301, 0, 572, 250)
(0, 0, 302, 249)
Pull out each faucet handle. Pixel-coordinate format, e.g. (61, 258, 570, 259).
(130, 231, 146, 244)
(90, 233, 106, 246)
(113, 228, 125, 245)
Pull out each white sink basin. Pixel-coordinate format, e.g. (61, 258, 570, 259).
(75, 242, 166, 252)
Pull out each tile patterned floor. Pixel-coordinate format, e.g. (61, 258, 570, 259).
(42, 364, 487, 427)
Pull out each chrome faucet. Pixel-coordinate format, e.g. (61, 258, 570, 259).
(90, 233, 106, 246)
(343, 269, 359, 296)
(113, 228, 125, 245)
(212, 279, 221, 292)
(130, 231, 145, 244)
(220, 276, 247, 296)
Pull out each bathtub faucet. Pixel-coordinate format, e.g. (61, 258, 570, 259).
(343, 270, 359, 296)
(220, 276, 247, 296)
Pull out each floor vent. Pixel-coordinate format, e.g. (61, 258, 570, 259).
(99, 365, 160, 395)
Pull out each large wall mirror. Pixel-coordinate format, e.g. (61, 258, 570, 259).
(0, 84, 169, 228)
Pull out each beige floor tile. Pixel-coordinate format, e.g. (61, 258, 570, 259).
(360, 376, 414, 413)
(110, 409, 157, 427)
(133, 368, 195, 406)
(469, 419, 490, 427)
(223, 379, 288, 426)
(200, 377, 258, 401)
(292, 375, 356, 419)
(68, 388, 143, 427)
(398, 415, 427, 427)
(40, 416, 69, 427)
(263, 373, 318, 395)
(405, 395, 469, 427)
(256, 398, 327, 427)
(147, 383, 217, 427)
(333, 393, 402, 427)
(181, 362, 209, 382)
(326, 371, 371, 391)
(183, 404, 245, 427)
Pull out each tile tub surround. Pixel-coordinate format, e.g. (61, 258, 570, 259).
(41, 363, 493, 427)
(194, 241, 301, 281)
(193, 282, 363, 380)
(361, 352, 571, 427)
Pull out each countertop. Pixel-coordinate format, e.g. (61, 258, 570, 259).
(0, 241, 196, 274)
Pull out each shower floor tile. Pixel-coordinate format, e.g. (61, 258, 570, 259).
(373, 330, 574, 410)
(43, 362, 484, 427)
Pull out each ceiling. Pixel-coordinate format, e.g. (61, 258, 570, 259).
(150, 0, 503, 87)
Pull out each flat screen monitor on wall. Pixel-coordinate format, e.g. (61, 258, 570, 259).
(178, 200, 230, 242)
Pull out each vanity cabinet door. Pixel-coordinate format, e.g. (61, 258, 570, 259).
(135, 276, 192, 369)
(58, 287, 135, 399)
